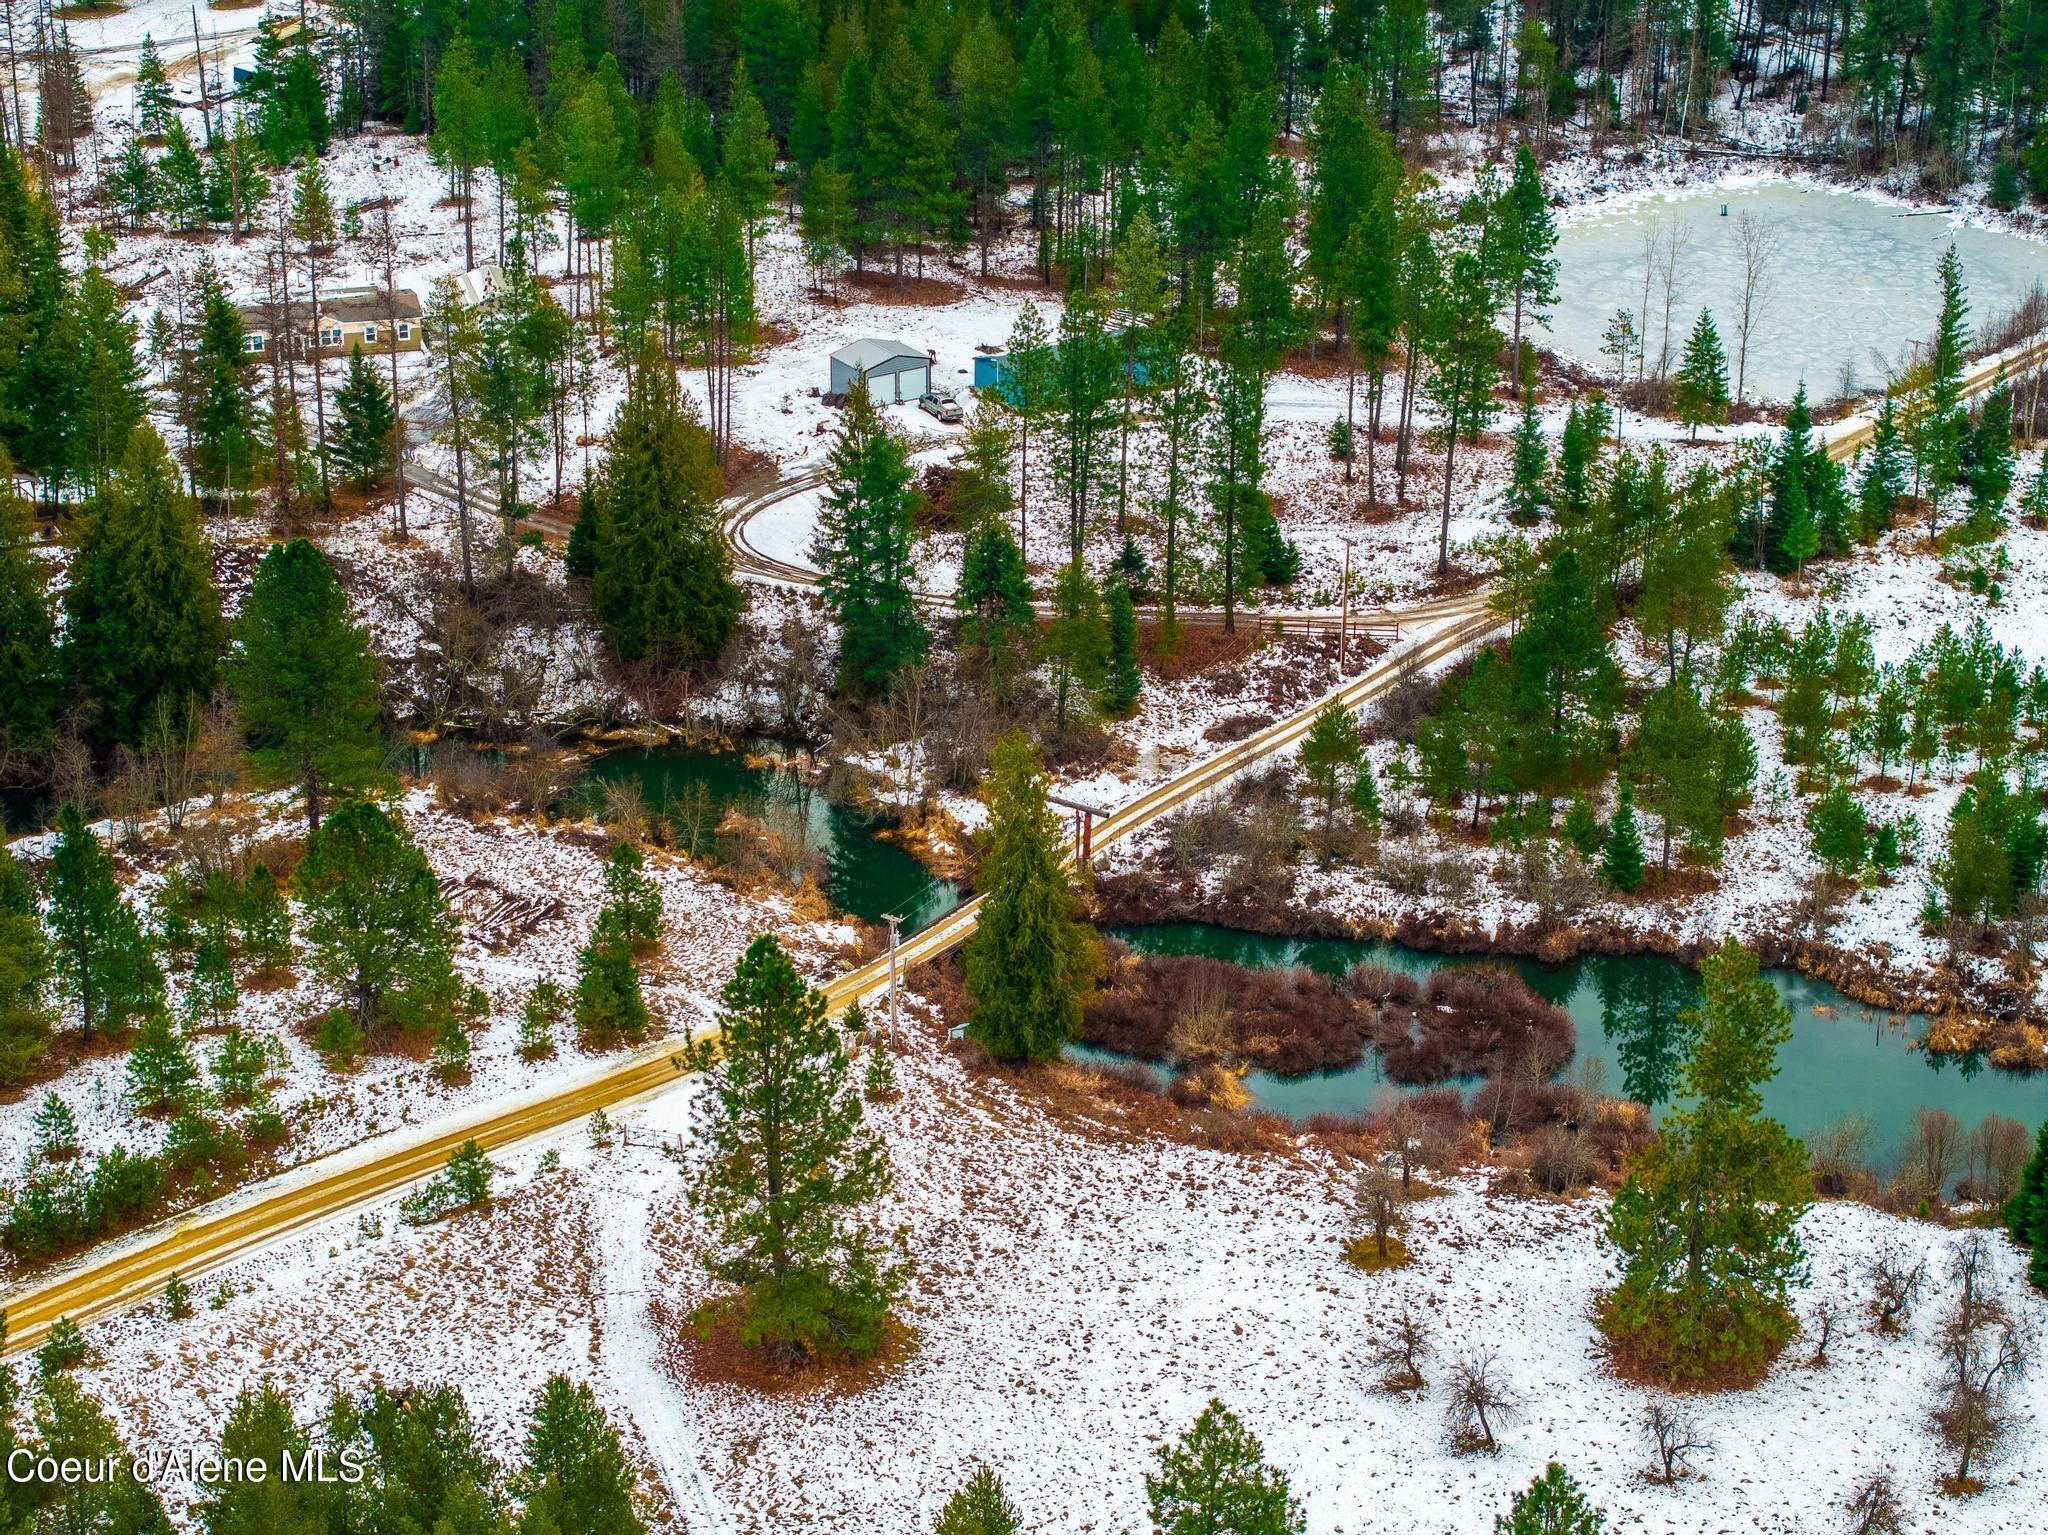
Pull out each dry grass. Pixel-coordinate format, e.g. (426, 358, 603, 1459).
(1341, 1235, 1412, 1273)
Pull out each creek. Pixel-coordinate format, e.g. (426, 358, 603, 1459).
(579, 743, 965, 932)
(1078, 922, 2047, 1161)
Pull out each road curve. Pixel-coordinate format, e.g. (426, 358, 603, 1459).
(0, 593, 1491, 1355)
(6, 336, 2025, 1354)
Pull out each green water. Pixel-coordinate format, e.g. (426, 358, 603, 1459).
(579, 744, 964, 932)
(1090, 923, 2046, 1158)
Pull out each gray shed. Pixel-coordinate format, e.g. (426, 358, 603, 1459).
(829, 337, 931, 402)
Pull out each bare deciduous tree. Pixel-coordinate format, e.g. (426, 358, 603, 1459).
(1353, 1161, 1408, 1264)
(1370, 1306, 1433, 1393)
(1902, 1106, 1963, 1202)
(1841, 1470, 1905, 1535)
(1732, 212, 1782, 405)
(1810, 1114, 1875, 1196)
(1808, 1297, 1845, 1365)
(1384, 1100, 1425, 1191)
(1444, 1347, 1520, 1454)
(1654, 221, 1691, 379)
(1930, 1233, 2035, 1491)
(1867, 1239, 1927, 1335)
(1642, 1402, 1710, 1483)
(1964, 1114, 2030, 1206)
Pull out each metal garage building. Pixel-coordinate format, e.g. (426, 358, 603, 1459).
(829, 338, 931, 402)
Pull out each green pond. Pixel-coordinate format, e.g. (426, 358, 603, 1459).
(579, 744, 964, 932)
(1082, 923, 2047, 1161)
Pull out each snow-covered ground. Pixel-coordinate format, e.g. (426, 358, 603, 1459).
(73, 996, 2048, 1533)
(0, 785, 857, 1264)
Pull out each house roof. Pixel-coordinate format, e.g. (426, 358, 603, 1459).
(830, 337, 926, 371)
(237, 285, 422, 330)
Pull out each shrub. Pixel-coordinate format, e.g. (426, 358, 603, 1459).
(35, 1316, 89, 1374)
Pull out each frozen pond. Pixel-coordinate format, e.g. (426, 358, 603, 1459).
(1541, 182, 2048, 402)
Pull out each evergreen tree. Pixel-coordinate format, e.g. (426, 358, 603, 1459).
(429, 32, 488, 267)
(46, 805, 163, 1042)
(1146, 1399, 1305, 1535)
(0, 450, 60, 763)
(236, 864, 293, 973)
(1424, 250, 1504, 573)
(212, 1025, 268, 1106)
(692, 934, 902, 1360)
(196, 1382, 332, 1535)
(1496, 1463, 1605, 1535)
(29, 1374, 171, 1533)
(517, 981, 562, 1061)
(865, 35, 957, 275)
(63, 425, 224, 750)
(2002, 1117, 2045, 1254)
(588, 339, 741, 669)
(1603, 939, 1813, 1381)
(514, 1376, 644, 1535)
(573, 911, 650, 1047)
(1921, 243, 1973, 533)
(332, 348, 396, 489)
(721, 63, 778, 266)
(0, 843, 51, 1085)
(1299, 696, 1363, 838)
(126, 1011, 200, 1113)
(1601, 788, 1646, 892)
(293, 800, 459, 1040)
(72, 263, 147, 491)
(1673, 310, 1731, 440)
(1039, 556, 1107, 732)
(1964, 383, 2015, 531)
(1806, 787, 1870, 880)
(961, 734, 1100, 1062)
(31, 1092, 77, 1160)
(324, 1382, 505, 1534)
(935, 1463, 1022, 1535)
(1505, 400, 1547, 525)
(231, 539, 381, 837)
(134, 37, 176, 135)
(601, 843, 663, 947)
(564, 478, 600, 581)
(186, 918, 238, 1027)
(955, 517, 1033, 668)
(1857, 399, 1908, 539)
(1350, 762, 1382, 826)
(1103, 574, 1142, 718)
(1493, 145, 1559, 391)
(1779, 495, 1820, 578)
(814, 380, 928, 695)
(183, 260, 262, 503)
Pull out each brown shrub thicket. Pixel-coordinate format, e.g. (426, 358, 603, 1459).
(1363, 964, 1574, 1085)
(1081, 946, 1365, 1075)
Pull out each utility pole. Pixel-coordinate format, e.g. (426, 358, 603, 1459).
(883, 913, 902, 1045)
(1338, 535, 1358, 674)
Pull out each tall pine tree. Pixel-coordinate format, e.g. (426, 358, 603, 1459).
(961, 734, 1100, 1062)
(63, 425, 223, 750)
(588, 338, 742, 668)
(691, 933, 903, 1361)
(1603, 939, 1812, 1381)
(230, 539, 381, 836)
(814, 379, 928, 695)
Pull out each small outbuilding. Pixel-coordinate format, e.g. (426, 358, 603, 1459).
(829, 338, 931, 402)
